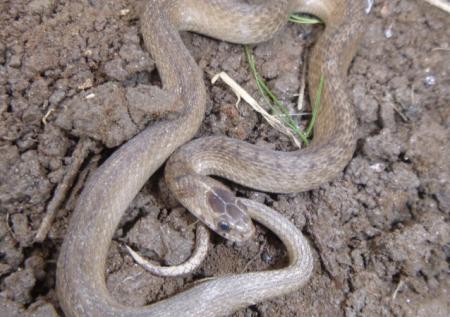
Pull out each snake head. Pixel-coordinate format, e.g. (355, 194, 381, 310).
(206, 187, 255, 242)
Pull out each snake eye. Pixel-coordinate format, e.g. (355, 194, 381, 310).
(218, 221, 231, 232)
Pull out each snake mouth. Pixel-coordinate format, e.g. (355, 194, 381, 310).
(214, 217, 256, 243)
(234, 218, 256, 241)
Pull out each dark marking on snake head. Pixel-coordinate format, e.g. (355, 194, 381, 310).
(227, 204, 243, 219)
(214, 187, 234, 203)
(207, 190, 226, 214)
(207, 187, 236, 215)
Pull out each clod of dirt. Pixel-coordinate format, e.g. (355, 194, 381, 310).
(55, 82, 138, 148)
(373, 218, 449, 279)
(37, 125, 70, 158)
(27, 0, 55, 15)
(116, 41, 154, 75)
(104, 58, 129, 82)
(126, 213, 195, 266)
(24, 301, 59, 317)
(406, 116, 450, 213)
(27, 78, 51, 107)
(55, 82, 182, 148)
(0, 297, 24, 317)
(0, 149, 52, 214)
(0, 221, 23, 275)
(126, 85, 183, 124)
(24, 254, 46, 282)
(255, 27, 305, 95)
(353, 83, 379, 125)
(385, 162, 420, 191)
(1, 268, 36, 304)
(344, 271, 390, 317)
(363, 129, 403, 161)
(10, 213, 33, 246)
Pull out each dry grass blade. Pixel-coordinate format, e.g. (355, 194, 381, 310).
(212, 72, 303, 148)
(423, 0, 450, 13)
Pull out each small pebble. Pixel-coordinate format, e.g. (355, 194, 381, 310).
(384, 26, 393, 39)
(366, 0, 374, 14)
(261, 251, 273, 263)
(49, 90, 65, 106)
(369, 163, 385, 172)
(424, 75, 436, 87)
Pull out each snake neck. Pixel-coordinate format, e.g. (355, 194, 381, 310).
(141, 1, 206, 129)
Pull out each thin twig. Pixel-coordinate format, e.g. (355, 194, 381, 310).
(42, 108, 55, 125)
(240, 241, 267, 274)
(212, 71, 303, 148)
(431, 47, 450, 52)
(392, 280, 405, 300)
(5, 213, 18, 242)
(297, 55, 308, 112)
(34, 138, 96, 242)
(64, 154, 101, 211)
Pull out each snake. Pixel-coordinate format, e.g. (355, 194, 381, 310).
(56, 0, 366, 316)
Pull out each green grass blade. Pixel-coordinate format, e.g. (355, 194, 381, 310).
(288, 14, 321, 25)
(244, 46, 309, 145)
(305, 74, 324, 138)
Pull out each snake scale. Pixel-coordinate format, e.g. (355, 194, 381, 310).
(56, 0, 366, 316)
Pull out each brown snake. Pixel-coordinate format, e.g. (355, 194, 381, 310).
(56, 0, 366, 316)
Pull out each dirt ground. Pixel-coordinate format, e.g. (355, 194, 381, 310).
(0, 0, 449, 316)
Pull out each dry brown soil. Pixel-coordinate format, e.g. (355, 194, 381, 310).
(0, 0, 449, 316)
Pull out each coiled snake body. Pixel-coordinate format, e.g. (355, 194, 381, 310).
(56, 0, 366, 316)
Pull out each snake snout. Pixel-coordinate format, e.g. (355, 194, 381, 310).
(230, 214, 256, 242)
(215, 213, 255, 242)
(217, 200, 255, 242)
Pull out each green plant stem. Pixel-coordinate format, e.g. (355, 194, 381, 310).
(243, 14, 324, 146)
(305, 74, 324, 138)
